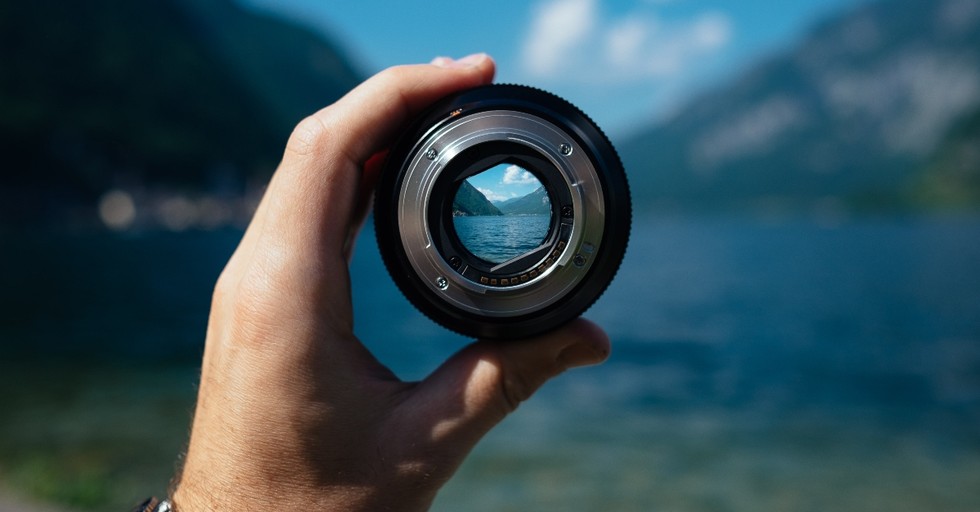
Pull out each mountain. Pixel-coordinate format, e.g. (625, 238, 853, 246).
(0, 0, 362, 226)
(910, 104, 980, 207)
(498, 186, 552, 215)
(453, 181, 503, 216)
(619, 0, 980, 212)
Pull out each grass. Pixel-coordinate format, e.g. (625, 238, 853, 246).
(0, 362, 198, 510)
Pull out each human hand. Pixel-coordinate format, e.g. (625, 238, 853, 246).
(171, 54, 611, 511)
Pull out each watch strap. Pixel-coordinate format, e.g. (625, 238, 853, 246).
(133, 497, 173, 512)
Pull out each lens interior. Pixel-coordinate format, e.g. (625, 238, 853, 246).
(451, 163, 552, 264)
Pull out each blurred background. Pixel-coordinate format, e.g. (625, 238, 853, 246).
(1, 0, 979, 510)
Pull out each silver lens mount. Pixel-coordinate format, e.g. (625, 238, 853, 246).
(397, 110, 605, 317)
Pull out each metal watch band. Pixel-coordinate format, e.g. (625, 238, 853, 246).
(133, 497, 173, 512)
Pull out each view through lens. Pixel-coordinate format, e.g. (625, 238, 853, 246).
(452, 163, 552, 264)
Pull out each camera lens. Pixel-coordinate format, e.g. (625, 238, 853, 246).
(375, 84, 630, 340)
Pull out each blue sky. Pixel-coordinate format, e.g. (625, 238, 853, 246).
(240, 0, 867, 137)
(464, 164, 544, 204)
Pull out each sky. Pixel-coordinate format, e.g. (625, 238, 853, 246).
(240, 0, 868, 138)
(465, 164, 544, 204)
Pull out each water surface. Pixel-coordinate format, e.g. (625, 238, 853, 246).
(2, 214, 979, 511)
(453, 214, 551, 263)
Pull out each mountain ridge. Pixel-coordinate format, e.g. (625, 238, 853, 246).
(498, 186, 552, 215)
(0, 0, 363, 226)
(619, 0, 980, 213)
(453, 181, 503, 216)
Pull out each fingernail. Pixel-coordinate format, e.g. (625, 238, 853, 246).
(430, 56, 454, 68)
(455, 53, 488, 67)
(431, 53, 488, 69)
(557, 340, 609, 369)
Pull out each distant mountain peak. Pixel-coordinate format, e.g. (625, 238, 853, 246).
(0, 0, 363, 227)
(498, 187, 551, 216)
(453, 182, 502, 216)
(620, 0, 980, 212)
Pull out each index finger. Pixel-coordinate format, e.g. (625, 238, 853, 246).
(258, 55, 497, 260)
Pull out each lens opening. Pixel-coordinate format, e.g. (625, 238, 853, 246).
(426, 140, 574, 287)
(451, 162, 553, 265)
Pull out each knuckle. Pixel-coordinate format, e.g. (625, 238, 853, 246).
(499, 369, 534, 413)
(212, 267, 238, 303)
(375, 64, 414, 85)
(499, 358, 565, 413)
(285, 114, 330, 157)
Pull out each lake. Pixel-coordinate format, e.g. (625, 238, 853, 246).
(1, 214, 979, 511)
(453, 214, 551, 263)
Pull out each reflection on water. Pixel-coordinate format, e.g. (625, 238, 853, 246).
(2, 215, 980, 511)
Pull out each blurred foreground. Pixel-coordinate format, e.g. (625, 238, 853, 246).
(2, 214, 978, 511)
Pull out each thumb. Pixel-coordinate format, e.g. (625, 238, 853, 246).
(411, 318, 610, 453)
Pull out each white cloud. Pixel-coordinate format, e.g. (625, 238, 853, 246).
(607, 17, 649, 67)
(691, 12, 732, 49)
(639, 12, 732, 77)
(521, 1, 733, 83)
(522, 0, 596, 77)
(477, 187, 515, 203)
(501, 165, 539, 185)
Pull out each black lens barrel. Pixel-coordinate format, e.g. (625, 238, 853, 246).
(374, 84, 630, 340)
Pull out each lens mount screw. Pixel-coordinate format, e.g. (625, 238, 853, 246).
(561, 205, 573, 218)
(435, 276, 449, 290)
(559, 143, 573, 156)
(573, 254, 587, 267)
(425, 148, 438, 160)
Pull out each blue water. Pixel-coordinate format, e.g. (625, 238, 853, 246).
(453, 214, 551, 263)
(2, 214, 979, 510)
(354, 215, 980, 409)
(357, 214, 980, 511)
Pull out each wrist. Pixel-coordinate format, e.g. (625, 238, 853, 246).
(172, 471, 438, 512)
